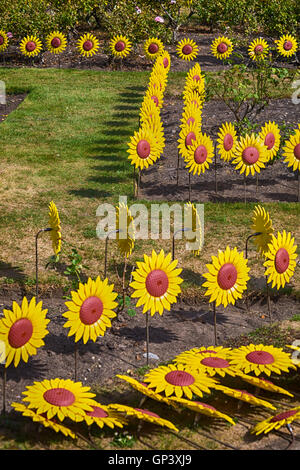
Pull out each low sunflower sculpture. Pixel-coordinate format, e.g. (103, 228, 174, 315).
(48, 200, 62, 257)
(20, 35, 43, 58)
(231, 133, 268, 177)
(250, 408, 300, 436)
(108, 404, 178, 432)
(185, 132, 214, 176)
(127, 125, 163, 170)
(282, 127, 300, 173)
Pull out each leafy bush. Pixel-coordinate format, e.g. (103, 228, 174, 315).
(194, 0, 299, 37)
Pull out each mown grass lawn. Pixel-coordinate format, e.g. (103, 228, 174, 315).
(0, 67, 299, 298)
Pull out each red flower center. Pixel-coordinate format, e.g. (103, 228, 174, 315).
(270, 409, 298, 423)
(242, 146, 259, 165)
(163, 57, 169, 68)
(200, 356, 230, 369)
(86, 406, 109, 418)
(26, 41, 36, 52)
(135, 408, 160, 418)
(294, 143, 300, 160)
(148, 43, 159, 54)
(80, 296, 103, 325)
(115, 40, 125, 52)
(223, 133, 234, 151)
(283, 40, 293, 51)
(264, 132, 275, 150)
(186, 116, 195, 126)
(191, 99, 199, 108)
(83, 40, 93, 51)
(0, 36, 4, 46)
(182, 44, 193, 55)
(246, 350, 274, 365)
(145, 269, 169, 297)
(185, 131, 196, 148)
(51, 37, 61, 48)
(8, 318, 33, 348)
(136, 139, 151, 159)
(254, 44, 264, 54)
(193, 74, 201, 82)
(217, 42, 228, 54)
(151, 95, 159, 107)
(43, 388, 76, 406)
(274, 248, 290, 274)
(194, 145, 207, 164)
(165, 370, 195, 386)
(197, 349, 218, 354)
(217, 263, 238, 290)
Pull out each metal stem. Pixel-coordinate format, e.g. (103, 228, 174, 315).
(146, 312, 149, 366)
(213, 301, 217, 345)
(172, 227, 191, 261)
(1, 365, 6, 415)
(104, 229, 120, 278)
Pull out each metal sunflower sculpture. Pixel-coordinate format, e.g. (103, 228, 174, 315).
(251, 205, 274, 257)
(48, 200, 62, 256)
(185, 132, 214, 176)
(20, 35, 43, 58)
(184, 202, 203, 257)
(144, 37, 164, 61)
(251, 408, 300, 436)
(282, 127, 300, 172)
(46, 31, 67, 55)
(248, 38, 270, 61)
(22, 378, 98, 422)
(232, 133, 268, 177)
(79, 402, 127, 429)
(127, 125, 163, 171)
(228, 343, 297, 376)
(275, 34, 298, 58)
(258, 121, 281, 162)
(263, 230, 298, 290)
(115, 202, 135, 259)
(11, 402, 76, 439)
(0, 30, 9, 52)
(109, 35, 132, 59)
(211, 36, 233, 61)
(77, 33, 100, 58)
(63, 276, 118, 344)
(176, 38, 199, 61)
(108, 404, 178, 431)
(215, 385, 276, 410)
(216, 122, 238, 162)
(0, 296, 49, 368)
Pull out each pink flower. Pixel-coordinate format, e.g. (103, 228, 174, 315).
(7, 32, 13, 39)
(136, 6, 142, 14)
(155, 16, 164, 23)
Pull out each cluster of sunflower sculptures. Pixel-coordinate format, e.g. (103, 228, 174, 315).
(0, 29, 298, 64)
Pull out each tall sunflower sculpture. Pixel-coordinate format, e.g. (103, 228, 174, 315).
(282, 128, 300, 201)
(216, 122, 238, 163)
(176, 38, 199, 62)
(185, 133, 214, 200)
(250, 205, 274, 257)
(202, 246, 250, 344)
(130, 250, 183, 364)
(77, 33, 100, 58)
(20, 35, 43, 58)
(184, 202, 203, 257)
(48, 200, 62, 257)
(63, 276, 118, 378)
